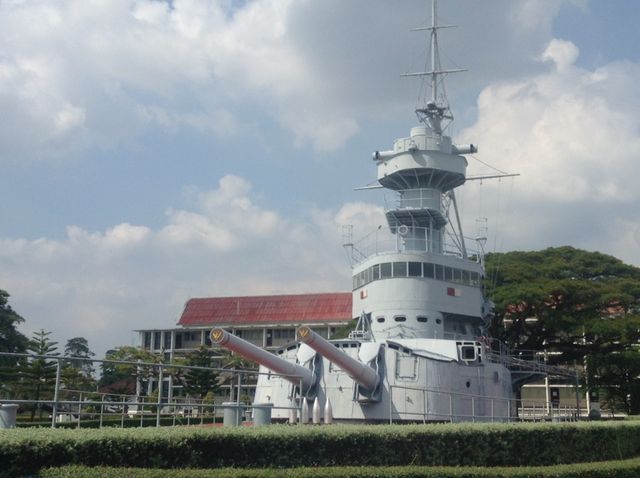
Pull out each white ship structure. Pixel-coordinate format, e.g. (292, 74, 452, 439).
(211, 1, 552, 423)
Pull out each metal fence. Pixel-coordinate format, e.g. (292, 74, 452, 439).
(0, 352, 303, 428)
(0, 352, 610, 428)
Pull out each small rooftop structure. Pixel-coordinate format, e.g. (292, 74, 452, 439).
(178, 292, 353, 328)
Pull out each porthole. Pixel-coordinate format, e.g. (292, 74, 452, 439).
(394, 316, 407, 322)
(435, 318, 442, 325)
(417, 316, 428, 323)
(376, 316, 385, 323)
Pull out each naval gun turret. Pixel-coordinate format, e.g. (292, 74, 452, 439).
(296, 326, 383, 400)
(210, 328, 319, 396)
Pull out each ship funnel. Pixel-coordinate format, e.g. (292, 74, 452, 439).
(210, 328, 317, 395)
(296, 326, 382, 400)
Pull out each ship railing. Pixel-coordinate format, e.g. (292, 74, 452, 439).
(345, 225, 482, 266)
(388, 383, 581, 424)
(483, 347, 578, 379)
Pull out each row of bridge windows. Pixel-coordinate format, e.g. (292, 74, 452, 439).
(353, 261, 482, 290)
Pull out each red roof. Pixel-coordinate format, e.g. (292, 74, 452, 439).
(178, 292, 353, 327)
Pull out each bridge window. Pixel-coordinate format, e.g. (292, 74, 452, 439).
(393, 262, 407, 277)
(380, 262, 392, 278)
(445, 266, 454, 281)
(462, 270, 470, 285)
(408, 262, 422, 277)
(435, 264, 444, 280)
(453, 268, 463, 283)
(423, 263, 434, 278)
(372, 264, 380, 280)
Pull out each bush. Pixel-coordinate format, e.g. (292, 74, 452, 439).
(39, 458, 640, 478)
(3, 422, 640, 477)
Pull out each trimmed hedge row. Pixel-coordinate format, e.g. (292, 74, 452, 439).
(40, 459, 640, 478)
(2, 422, 640, 477)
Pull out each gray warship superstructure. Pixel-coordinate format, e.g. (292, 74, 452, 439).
(210, 1, 538, 423)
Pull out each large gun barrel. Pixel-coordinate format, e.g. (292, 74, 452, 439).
(210, 328, 315, 392)
(296, 326, 379, 392)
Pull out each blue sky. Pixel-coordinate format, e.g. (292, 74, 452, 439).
(2, 0, 640, 358)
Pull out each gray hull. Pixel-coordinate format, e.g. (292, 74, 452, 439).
(254, 340, 513, 423)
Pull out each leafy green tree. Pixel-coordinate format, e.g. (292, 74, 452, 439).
(176, 346, 221, 399)
(485, 246, 640, 411)
(100, 346, 159, 395)
(586, 350, 640, 414)
(486, 246, 640, 363)
(20, 329, 59, 420)
(0, 289, 28, 396)
(62, 337, 96, 395)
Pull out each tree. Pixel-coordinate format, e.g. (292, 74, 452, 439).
(62, 337, 96, 395)
(486, 246, 640, 363)
(20, 329, 59, 420)
(485, 247, 640, 411)
(176, 346, 221, 399)
(99, 346, 159, 396)
(586, 350, 640, 414)
(0, 289, 29, 395)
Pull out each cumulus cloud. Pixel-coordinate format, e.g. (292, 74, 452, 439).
(0, 174, 361, 356)
(0, 0, 585, 161)
(458, 39, 640, 266)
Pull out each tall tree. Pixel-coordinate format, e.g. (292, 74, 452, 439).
(486, 246, 640, 362)
(20, 329, 59, 420)
(485, 247, 640, 410)
(177, 346, 221, 399)
(0, 289, 28, 396)
(62, 337, 96, 395)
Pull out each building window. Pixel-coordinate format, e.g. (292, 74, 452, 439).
(143, 332, 151, 349)
(153, 332, 161, 350)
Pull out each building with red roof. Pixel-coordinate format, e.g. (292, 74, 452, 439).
(136, 292, 353, 400)
(138, 292, 353, 358)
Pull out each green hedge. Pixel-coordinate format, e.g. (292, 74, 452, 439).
(39, 459, 640, 478)
(2, 422, 640, 477)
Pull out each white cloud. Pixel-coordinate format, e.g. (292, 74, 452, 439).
(542, 38, 580, 71)
(458, 39, 640, 266)
(0, 174, 353, 357)
(0, 0, 586, 160)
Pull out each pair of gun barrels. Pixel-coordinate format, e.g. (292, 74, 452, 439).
(210, 326, 379, 393)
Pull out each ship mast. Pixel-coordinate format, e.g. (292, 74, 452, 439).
(401, 0, 465, 134)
